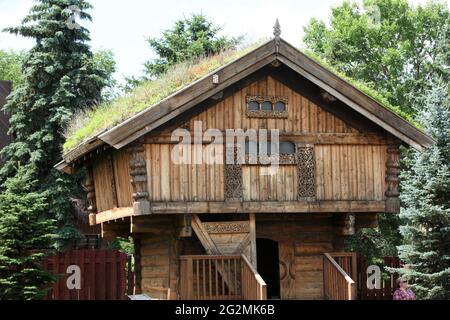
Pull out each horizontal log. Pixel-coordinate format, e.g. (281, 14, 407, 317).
(93, 201, 385, 224)
(95, 207, 133, 224)
(143, 133, 388, 145)
(148, 200, 385, 214)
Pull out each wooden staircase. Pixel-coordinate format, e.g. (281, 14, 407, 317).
(179, 254, 267, 300)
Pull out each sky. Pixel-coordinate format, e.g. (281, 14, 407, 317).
(0, 0, 446, 83)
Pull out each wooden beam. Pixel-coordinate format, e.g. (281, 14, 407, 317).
(191, 215, 220, 255)
(143, 132, 388, 145)
(92, 201, 386, 224)
(147, 200, 385, 214)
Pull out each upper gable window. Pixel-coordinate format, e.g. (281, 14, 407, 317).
(275, 101, 286, 112)
(246, 95, 288, 118)
(248, 101, 259, 111)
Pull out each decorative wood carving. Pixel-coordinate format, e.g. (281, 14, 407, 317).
(85, 165, 97, 226)
(128, 142, 150, 215)
(385, 145, 400, 213)
(334, 213, 356, 236)
(225, 147, 243, 201)
(203, 221, 250, 234)
(296, 144, 316, 200)
(176, 214, 192, 238)
(245, 153, 296, 165)
(333, 213, 356, 250)
(246, 110, 289, 119)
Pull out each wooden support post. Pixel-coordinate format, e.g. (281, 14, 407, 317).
(128, 142, 150, 216)
(85, 165, 97, 226)
(249, 213, 257, 268)
(385, 145, 400, 213)
(133, 235, 142, 294)
(176, 214, 192, 238)
(333, 213, 355, 251)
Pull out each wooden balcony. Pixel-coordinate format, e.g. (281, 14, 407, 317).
(179, 255, 267, 300)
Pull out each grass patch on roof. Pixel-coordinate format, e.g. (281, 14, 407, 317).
(303, 50, 423, 130)
(63, 42, 263, 152)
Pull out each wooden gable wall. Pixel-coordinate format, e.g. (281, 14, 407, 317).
(91, 74, 393, 215)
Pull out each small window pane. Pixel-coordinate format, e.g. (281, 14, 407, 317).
(280, 141, 295, 154)
(248, 101, 259, 111)
(259, 142, 271, 155)
(245, 141, 258, 155)
(275, 101, 286, 111)
(261, 101, 273, 111)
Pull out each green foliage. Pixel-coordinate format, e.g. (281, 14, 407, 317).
(140, 13, 242, 81)
(109, 237, 134, 256)
(0, 169, 57, 300)
(0, 0, 107, 248)
(303, 0, 449, 116)
(304, 50, 422, 129)
(346, 214, 401, 263)
(93, 49, 118, 101)
(394, 80, 450, 299)
(0, 50, 25, 86)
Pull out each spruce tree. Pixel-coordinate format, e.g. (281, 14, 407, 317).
(0, 169, 56, 300)
(1, 0, 105, 180)
(396, 80, 450, 299)
(0, 0, 106, 248)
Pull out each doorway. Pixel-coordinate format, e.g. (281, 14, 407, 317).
(256, 238, 280, 299)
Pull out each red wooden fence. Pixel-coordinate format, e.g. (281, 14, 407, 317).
(43, 250, 133, 300)
(358, 256, 401, 300)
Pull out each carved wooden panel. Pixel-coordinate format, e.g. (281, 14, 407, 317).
(296, 144, 316, 200)
(279, 241, 296, 299)
(128, 142, 150, 215)
(225, 147, 243, 201)
(385, 145, 400, 213)
(203, 221, 250, 234)
(85, 165, 97, 225)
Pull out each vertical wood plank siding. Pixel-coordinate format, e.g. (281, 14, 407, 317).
(91, 75, 388, 211)
(315, 145, 386, 201)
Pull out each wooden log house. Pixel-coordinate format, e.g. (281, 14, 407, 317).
(56, 24, 434, 300)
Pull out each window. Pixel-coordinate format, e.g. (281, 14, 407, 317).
(246, 96, 288, 118)
(261, 101, 273, 111)
(245, 140, 258, 155)
(248, 101, 259, 111)
(275, 101, 286, 111)
(279, 141, 295, 155)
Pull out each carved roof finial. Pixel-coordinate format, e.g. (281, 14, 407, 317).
(273, 19, 281, 38)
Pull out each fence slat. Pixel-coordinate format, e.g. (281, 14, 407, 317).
(42, 250, 132, 300)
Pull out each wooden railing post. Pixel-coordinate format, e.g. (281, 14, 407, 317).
(323, 253, 357, 300)
(186, 257, 193, 300)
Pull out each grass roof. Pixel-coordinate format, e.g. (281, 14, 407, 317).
(64, 41, 422, 153)
(63, 43, 262, 152)
(303, 50, 422, 130)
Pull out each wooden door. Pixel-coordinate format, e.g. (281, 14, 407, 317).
(278, 241, 296, 299)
